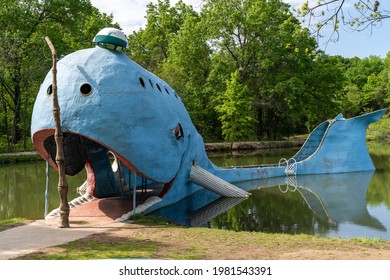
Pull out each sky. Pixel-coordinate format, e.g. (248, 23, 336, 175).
(89, 0, 390, 58)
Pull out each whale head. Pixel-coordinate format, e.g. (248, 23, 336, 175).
(31, 46, 199, 197)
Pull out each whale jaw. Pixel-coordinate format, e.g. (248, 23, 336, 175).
(32, 129, 176, 199)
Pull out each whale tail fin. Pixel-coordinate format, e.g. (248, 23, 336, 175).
(292, 108, 388, 164)
(292, 108, 388, 174)
(353, 108, 388, 124)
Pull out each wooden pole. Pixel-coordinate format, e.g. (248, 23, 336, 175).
(45, 36, 70, 228)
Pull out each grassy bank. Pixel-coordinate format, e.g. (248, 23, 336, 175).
(367, 113, 390, 142)
(205, 139, 305, 152)
(0, 218, 28, 232)
(0, 151, 41, 165)
(0, 140, 305, 165)
(15, 216, 390, 260)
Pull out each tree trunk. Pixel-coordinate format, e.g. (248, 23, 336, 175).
(23, 87, 28, 150)
(45, 36, 70, 228)
(0, 91, 12, 152)
(11, 79, 22, 144)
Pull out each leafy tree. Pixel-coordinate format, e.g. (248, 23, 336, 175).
(344, 56, 384, 89)
(384, 54, 390, 105)
(126, 0, 196, 72)
(338, 55, 387, 116)
(338, 84, 363, 117)
(0, 0, 117, 152)
(158, 11, 216, 140)
(295, 0, 390, 42)
(361, 72, 388, 110)
(216, 70, 257, 141)
(301, 54, 344, 130)
(202, 0, 339, 139)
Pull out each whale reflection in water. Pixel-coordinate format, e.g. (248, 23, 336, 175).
(291, 172, 384, 231)
(150, 171, 385, 234)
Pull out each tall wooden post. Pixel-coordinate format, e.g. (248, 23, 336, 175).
(45, 36, 70, 228)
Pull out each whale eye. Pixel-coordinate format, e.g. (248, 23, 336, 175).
(173, 123, 184, 141)
(80, 83, 92, 96)
(47, 84, 53, 95)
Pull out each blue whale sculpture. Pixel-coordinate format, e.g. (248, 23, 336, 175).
(31, 35, 387, 220)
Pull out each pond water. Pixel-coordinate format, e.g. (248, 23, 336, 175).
(0, 162, 85, 220)
(1, 142, 389, 240)
(151, 143, 390, 240)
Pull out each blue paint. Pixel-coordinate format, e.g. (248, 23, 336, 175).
(31, 44, 388, 215)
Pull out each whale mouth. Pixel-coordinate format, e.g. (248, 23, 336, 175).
(33, 129, 174, 199)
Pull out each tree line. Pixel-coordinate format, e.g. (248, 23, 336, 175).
(1, 0, 389, 153)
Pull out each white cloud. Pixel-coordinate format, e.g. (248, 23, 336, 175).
(90, 0, 203, 35)
(89, 1, 313, 35)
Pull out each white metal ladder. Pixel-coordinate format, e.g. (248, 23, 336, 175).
(278, 157, 297, 176)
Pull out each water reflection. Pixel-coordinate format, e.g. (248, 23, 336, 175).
(295, 172, 384, 231)
(151, 171, 387, 238)
(0, 162, 84, 220)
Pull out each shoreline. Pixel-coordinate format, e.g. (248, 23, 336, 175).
(204, 139, 305, 152)
(0, 140, 306, 164)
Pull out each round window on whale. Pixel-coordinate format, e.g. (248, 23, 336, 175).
(80, 83, 93, 96)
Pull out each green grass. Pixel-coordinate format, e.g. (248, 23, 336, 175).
(167, 245, 208, 260)
(32, 240, 159, 260)
(129, 214, 176, 226)
(367, 112, 390, 142)
(351, 237, 388, 246)
(0, 218, 27, 232)
(0, 152, 41, 165)
(16, 217, 390, 260)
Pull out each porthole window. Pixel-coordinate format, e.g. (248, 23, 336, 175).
(47, 84, 53, 95)
(139, 77, 146, 88)
(165, 88, 170, 95)
(149, 79, 154, 89)
(156, 83, 162, 93)
(80, 83, 93, 96)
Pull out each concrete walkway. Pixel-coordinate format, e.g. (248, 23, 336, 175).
(0, 219, 124, 260)
(0, 218, 124, 260)
(0, 197, 133, 260)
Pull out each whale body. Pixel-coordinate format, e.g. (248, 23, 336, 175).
(31, 45, 387, 218)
